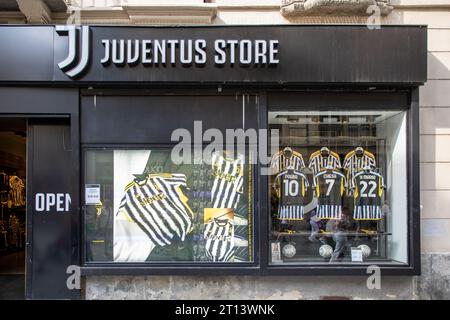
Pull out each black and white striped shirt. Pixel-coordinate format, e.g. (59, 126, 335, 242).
(270, 150, 305, 174)
(343, 150, 376, 189)
(204, 217, 234, 262)
(117, 173, 193, 247)
(211, 152, 244, 209)
(313, 169, 346, 220)
(352, 169, 385, 220)
(273, 169, 309, 220)
(308, 150, 341, 176)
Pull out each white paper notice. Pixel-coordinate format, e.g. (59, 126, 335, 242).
(271, 242, 282, 263)
(85, 184, 101, 205)
(351, 247, 363, 262)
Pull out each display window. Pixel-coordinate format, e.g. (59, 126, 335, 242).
(84, 149, 254, 263)
(268, 110, 408, 265)
(81, 91, 419, 274)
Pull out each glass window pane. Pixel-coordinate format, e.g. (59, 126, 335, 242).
(85, 149, 253, 263)
(268, 110, 408, 265)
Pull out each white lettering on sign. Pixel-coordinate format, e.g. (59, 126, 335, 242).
(35, 193, 71, 212)
(101, 39, 280, 66)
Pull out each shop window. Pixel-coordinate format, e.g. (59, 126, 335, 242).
(84, 148, 254, 263)
(268, 110, 408, 265)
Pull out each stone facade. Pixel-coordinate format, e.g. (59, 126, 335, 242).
(280, 0, 393, 17)
(84, 254, 450, 300)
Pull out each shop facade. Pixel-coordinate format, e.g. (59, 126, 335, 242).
(0, 24, 427, 299)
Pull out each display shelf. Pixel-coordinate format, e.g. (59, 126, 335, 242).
(272, 231, 392, 237)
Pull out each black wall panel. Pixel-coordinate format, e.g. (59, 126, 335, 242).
(0, 27, 53, 81)
(81, 95, 258, 144)
(27, 121, 79, 299)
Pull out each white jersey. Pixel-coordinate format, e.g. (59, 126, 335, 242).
(270, 150, 305, 174)
(308, 150, 341, 176)
(204, 217, 235, 262)
(343, 150, 376, 189)
(116, 173, 193, 248)
(211, 152, 244, 209)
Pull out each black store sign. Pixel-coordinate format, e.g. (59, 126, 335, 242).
(0, 25, 426, 84)
(0, 25, 427, 300)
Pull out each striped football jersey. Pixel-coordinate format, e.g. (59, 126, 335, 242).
(343, 149, 376, 189)
(270, 150, 305, 174)
(204, 217, 234, 262)
(352, 169, 385, 220)
(308, 150, 341, 176)
(274, 169, 309, 220)
(211, 151, 244, 209)
(116, 173, 194, 247)
(313, 169, 346, 220)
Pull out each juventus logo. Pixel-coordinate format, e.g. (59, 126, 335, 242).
(56, 25, 90, 78)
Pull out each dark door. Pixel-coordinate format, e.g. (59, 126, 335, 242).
(26, 120, 79, 299)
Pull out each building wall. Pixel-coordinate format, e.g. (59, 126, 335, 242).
(1, 0, 449, 299)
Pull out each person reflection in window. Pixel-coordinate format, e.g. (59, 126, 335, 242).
(327, 208, 351, 263)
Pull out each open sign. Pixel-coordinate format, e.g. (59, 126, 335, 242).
(35, 193, 71, 212)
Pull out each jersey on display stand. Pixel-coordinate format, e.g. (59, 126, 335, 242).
(313, 168, 346, 220)
(308, 147, 341, 176)
(270, 147, 305, 174)
(352, 167, 385, 220)
(273, 168, 309, 220)
(343, 147, 377, 190)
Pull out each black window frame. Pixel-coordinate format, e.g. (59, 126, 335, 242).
(80, 87, 420, 276)
(259, 88, 420, 276)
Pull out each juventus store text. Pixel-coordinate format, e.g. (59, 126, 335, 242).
(0, 24, 427, 299)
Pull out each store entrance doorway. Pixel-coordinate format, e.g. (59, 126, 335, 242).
(0, 118, 26, 300)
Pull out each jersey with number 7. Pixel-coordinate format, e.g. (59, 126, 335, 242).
(352, 169, 385, 220)
(313, 170, 346, 219)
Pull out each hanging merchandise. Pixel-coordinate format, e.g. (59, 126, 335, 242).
(343, 147, 377, 190)
(313, 166, 347, 220)
(0, 171, 9, 193)
(210, 151, 244, 209)
(8, 214, 20, 247)
(9, 175, 25, 207)
(270, 147, 305, 174)
(273, 168, 309, 220)
(308, 147, 341, 176)
(352, 167, 385, 220)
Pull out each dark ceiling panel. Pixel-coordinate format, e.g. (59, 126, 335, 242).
(44, 0, 67, 12)
(0, 0, 20, 11)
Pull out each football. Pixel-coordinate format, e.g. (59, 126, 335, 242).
(282, 244, 296, 258)
(319, 244, 333, 258)
(357, 244, 371, 258)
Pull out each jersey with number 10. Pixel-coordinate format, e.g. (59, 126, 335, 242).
(313, 170, 346, 220)
(353, 170, 385, 220)
(274, 169, 309, 220)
